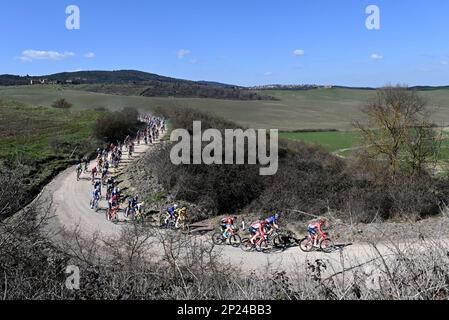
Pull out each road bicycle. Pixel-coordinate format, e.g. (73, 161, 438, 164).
(160, 213, 190, 234)
(212, 227, 241, 247)
(106, 207, 118, 222)
(240, 234, 270, 253)
(90, 196, 100, 212)
(299, 232, 335, 253)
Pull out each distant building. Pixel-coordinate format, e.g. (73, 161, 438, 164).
(30, 78, 57, 85)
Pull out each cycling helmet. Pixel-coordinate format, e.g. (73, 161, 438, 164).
(233, 215, 238, 220)
(174, 204, 179, 209)
(275, 213, 280, 220)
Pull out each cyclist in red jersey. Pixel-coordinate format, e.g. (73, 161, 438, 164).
(307, 218, 327, 247)
(220, 215, 237, 239)
(249, 220, 265, 245)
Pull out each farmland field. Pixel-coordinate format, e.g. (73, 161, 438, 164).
(0, 86, 377, 130)
(0, 99, 102, 199)
(279, 130, 361, 152)
(2, 85, 449, 152)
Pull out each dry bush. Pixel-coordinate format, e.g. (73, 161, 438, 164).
(144, 107, 351, 221)
(51, 98, 73, 109)
(93, 107, 141, 143)
(0, 168, 26, 219)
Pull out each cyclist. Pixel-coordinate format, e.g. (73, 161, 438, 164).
(106, 177, 115, 199)
(307, 218, 327, 248)
(112, 186, 121, 201)
(101, 166, 108, 184)
(249, 220, 265, 245)
(108, 193, 119, 210)
(82, 156, 89, 173)
(107, 205, 118, 221)
(175, 206, 188, 229)
(76, 163, 83, 181)
(263, 213, 280, 236)
(126, 195, 139, 217)
(220, 215, 238, 239)
(90, 188, 101, 209)
(91, 166, 98, 184)
(94, 179, 102, 193)
(104, 160, 109, 171)
(164, 204, 178, 226)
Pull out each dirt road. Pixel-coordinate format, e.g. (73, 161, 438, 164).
(33, 136, 421, 277)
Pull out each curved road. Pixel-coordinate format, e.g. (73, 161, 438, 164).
(33, 136, 423, 276)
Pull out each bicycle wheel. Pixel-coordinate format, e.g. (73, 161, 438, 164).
(320, 238, 335, 253)
(299, 237, 314, 252)
(212, 232, 225, 245)
(256, 239, 271, 253)
(229, 234, 242, 247)
(272, 235, 285, 248)
(240, 238, 255, 252)
(159, 215, 166, 228)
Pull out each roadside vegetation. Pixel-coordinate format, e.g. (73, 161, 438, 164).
(1, 204, 449, 300)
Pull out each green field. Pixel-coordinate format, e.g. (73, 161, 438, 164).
(0, 85, 447, 132)
(0, 99, 103, 197)
(0, 100, 100, 161)
(280, 131, 361, 152)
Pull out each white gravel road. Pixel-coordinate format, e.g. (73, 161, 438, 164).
(32, 136, 422, 277)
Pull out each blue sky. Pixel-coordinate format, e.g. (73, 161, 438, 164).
(1, 0, 449, 87)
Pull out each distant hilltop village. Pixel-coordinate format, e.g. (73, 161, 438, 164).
(29, 77, 85, 85)
(249, 84, 333, 90)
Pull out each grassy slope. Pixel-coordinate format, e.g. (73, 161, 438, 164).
(0, 100, 101, 202)
(279, 131, 361, 152)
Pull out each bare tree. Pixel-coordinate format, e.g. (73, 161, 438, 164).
(355, 86, 441, 178)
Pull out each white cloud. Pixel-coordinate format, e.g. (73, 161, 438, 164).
(370, 53, 384, 60)
(441, 60, 448, 65)
(84, 52, 96, 59)
(176, 49, 191, 59)
(20, 50, 75, 62)
(264, 72, 273, 76)
(189, 59, 199, 64)
(293, 49, 305, 56)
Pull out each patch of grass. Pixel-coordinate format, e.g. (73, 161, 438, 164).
(0, 100, 103, 210)
(0, 100, 101, 161)
(280, 130, 361, 152)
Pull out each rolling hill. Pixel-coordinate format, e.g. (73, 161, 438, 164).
(0, 70, 275, 101)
